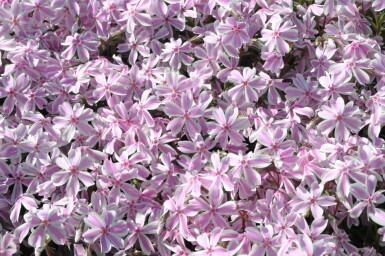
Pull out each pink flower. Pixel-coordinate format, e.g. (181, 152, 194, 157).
(206, 153, 234, 192)
(163, 92, 205, 137)
(349, 175, 385, 219)
(119, 1, 152, 33)
(83, 210, 128, 253)
(135, 89, 160, 127)
(16, 204, 66, 250)
(250, 126, 295, 154)
(191, 228, 228, 256)
(51, 149, 94, 196)
(10, 193, 38, 223)
(192, 184, 236, 229)
(317, 97, 362, 142)
(61, 32, 99, 62)
(373, 0, 385, 11)
(161, 38, 193, 69)
(207, 106, 250, 147)
(343, 40, 372, 59)
(261, 17, 298, 54)
(290, 183, 336, 219)
(125, 213, 159, 255)
(163, 187, 199, 238)
(285, 74, 320, 104)
(98, 159, 139, 203)
(246, 225, 279, 256)
(0, 74, 29, 115)
(53, 102, 94, 142)
(218, 17, 249, 49)
(318, 72, 354, 100)
(152, 0, 185, 35)
(228, 151, 271, 189)
(228, 67, 265, 102)
(261, 51, 284, 74)
(310, 41, 336, 78)
(0, 232, 18, 256)
(92, 72, 127, 102)
(117, 32, 150, 65)
(331, 58, 370, 85)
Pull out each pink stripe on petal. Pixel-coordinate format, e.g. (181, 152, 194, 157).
(85, 212, 105, 229)
(100, 234, 111, 253)
(139, 234, 154, 254)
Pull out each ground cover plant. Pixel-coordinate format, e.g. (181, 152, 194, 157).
(1, 0, 385, 255)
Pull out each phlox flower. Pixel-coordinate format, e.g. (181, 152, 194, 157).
(207, 106, 250, 147)
(285, 74, 320, 104)
(192, 184, 237, 229)
(373, 0, 385, 11)
(163, 187, 199, 238)
(125, 213, 159, 255)
(61, 31, 99, 62)
(120, 1, 152, 33)
(330, 58, 370, 85)
(92, 72, 127, 103)
(83, 210, 128, 253)
(318, 72, 354, 100)
(261, 16, 298, 55)
(51, 149, 94, 196)
(161, 38, 193, 69)
(0, 74, 29, 116)
(191, 228, 228, 256)
(152, 0, 185, 35)
(206, 153, 234, 192)
(228, 151, 271, 189)
(0, 232, 18, 256)
(218, 17, 249, 49)
(135, 89, 161, 127)
(349, 175, 385, 219)
(290, 182, 336, 219)
(163, 92, 205, 138)
(261, 51, 284, 74)
(310, 40, 337, 78)
(52, 102, 94, 142)
(99, 159, 139, 203)
(10, 193, 38, 223)
(0, 163, 31, 202)
(16, 205, 66, 251)
(317, 97, 362, 142)
(246, 225, 279, 256)
(228, 67, 265, 102)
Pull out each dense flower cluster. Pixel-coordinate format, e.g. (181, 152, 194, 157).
(1, 0, 385, 255)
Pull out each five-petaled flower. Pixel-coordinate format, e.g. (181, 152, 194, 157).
(83, 210, 129, 253)
(317, 97, 362, 142)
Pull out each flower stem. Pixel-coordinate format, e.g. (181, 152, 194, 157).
(45, 244, 52, 256)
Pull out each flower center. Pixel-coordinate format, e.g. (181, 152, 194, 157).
(70, 115, 78, 124)
(70, 166, 77, 175)
(273, 31, 280, 38)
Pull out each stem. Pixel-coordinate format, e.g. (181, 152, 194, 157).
(45, 244, 52, 256)
(267, 171, 279, 187)
(333, 200, 340, 216)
